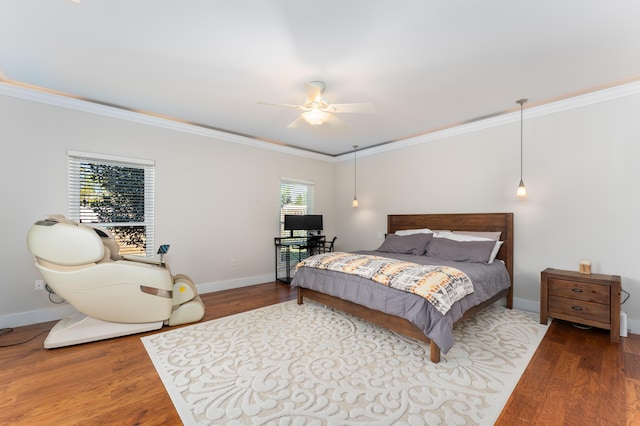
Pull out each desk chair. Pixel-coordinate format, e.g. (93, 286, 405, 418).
(319, 236, 337, 253)
(303, 235, 325, 256)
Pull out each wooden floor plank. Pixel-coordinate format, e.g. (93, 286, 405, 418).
(0, 282, 634, 425)
(496, 339, 563, 424)
(627, 379, 640, 426)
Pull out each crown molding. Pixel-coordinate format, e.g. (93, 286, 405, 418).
(0, 82, 333, 162)
(337, 80, 640, 161)
(2, 79, 639, 164)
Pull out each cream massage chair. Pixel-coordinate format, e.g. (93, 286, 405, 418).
(26, 215, 205, 348)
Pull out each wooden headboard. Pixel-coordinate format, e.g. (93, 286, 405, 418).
(388, 213, 514, 306)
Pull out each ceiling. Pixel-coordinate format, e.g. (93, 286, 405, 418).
(2, 1, 640, 157)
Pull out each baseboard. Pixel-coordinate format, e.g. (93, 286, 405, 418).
(195, 273, 275, 294)
(0, 303, 76, 329)
(4, 285, 637, 336)
(0, 273, 275, 329)
(512, 297, 541, 314)
(626, 315, 639, 336)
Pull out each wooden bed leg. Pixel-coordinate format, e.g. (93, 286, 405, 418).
(430, 341, 441, 363)
(297, 287, 303, 305)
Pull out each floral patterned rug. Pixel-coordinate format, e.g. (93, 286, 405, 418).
(142, 300, 547, 425)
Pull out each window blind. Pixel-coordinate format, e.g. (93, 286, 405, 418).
(68, 151, 155, 256)
(280, 178, 315, 237)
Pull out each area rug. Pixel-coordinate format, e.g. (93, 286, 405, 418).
(142, 300, 548, 425)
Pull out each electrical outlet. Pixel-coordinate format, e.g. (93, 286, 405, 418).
(35, 280, 45, 291)
(230, 258, 237, 267)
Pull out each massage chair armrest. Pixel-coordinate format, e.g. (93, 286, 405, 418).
(121, 254, 164, 267)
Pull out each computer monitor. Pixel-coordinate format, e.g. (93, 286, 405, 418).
(284, 215, 305, 231)
(284, 214, 323, 231)
(303, 215, 323, 231)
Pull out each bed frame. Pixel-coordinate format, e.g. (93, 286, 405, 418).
(297, 212, 514, 363)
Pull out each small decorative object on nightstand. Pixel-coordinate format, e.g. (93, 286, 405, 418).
(540, 268, 621, 342)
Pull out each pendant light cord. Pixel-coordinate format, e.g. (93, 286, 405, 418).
(516, 99, 527, 182)
(353, 145, 358, 197)
(520, 102, 523, 181)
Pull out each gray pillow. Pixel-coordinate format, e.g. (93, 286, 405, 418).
(375, 233, 433, 255)
(426, 237, 496, 263)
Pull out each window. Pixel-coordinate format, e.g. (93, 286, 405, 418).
(68, 151, 155, 256)
(280, 178, 315, 237)
(277, 178, 316, 281)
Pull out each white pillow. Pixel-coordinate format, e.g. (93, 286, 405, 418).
(434, 231, 503, 264)
(452, 230, 501, 240)
(395, 228, 433, 236)
(436, 231, 495, 241)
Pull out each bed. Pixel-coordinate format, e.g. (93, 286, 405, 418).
(291, 212, 514, 363)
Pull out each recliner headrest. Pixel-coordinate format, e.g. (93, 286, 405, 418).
(27, 218, 105, 266)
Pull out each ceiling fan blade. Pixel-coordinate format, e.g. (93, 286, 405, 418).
(326, 114, 348, 129)
(304, 82, 324, 103)
(330, 103, 375, 113)
(257, 101, 305, 110)
(287, 115, 307, 128)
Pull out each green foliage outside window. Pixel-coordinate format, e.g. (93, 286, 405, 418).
(80, 163, 147, 253)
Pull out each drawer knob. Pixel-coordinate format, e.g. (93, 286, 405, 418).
(572, 288, 583, 293)
(571, 306, 583, 311)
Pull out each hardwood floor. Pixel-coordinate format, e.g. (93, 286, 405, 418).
(0, 282, 637, 425)
(497, 318, 640, 426)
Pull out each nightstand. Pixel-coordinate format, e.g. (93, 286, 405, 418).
(540, 268, 621, 342)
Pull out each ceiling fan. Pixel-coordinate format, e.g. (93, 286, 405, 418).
(258, 81, 375, 128)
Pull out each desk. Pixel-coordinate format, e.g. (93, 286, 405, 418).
(274, 235, 325, 284)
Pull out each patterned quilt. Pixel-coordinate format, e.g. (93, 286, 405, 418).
(295, 252, 474, 315)
(296, 252, 473, 315)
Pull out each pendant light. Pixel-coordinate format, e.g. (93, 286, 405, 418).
(352, 145, 359, 207)
(516, 99, 528, 198)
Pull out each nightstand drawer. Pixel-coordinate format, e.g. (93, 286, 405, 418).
(548, 295, 610, 323)
(548, 278, 610, 304)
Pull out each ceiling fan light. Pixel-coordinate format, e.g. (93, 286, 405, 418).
(302, 110, 331, 127)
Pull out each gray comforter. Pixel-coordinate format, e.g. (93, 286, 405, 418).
(290, 250, 511, 353)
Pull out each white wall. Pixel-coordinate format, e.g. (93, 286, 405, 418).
(3, 85, 639, 334)
(0, 93, 335, 327)
(333, 91, 640, 332)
